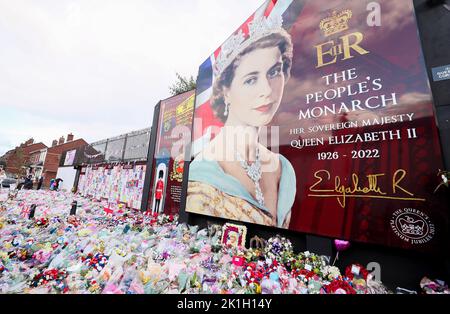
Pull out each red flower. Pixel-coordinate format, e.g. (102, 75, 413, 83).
(325, 279, 356, 294)
(345, 263, 369, 280)
(246, 262, 256, 270)
(298, 269, 315, 279)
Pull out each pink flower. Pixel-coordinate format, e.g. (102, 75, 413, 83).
(102, 283, 123, 294)
(200, 244, 212, 254)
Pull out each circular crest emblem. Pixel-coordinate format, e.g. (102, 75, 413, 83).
(390, 208, 435, 244)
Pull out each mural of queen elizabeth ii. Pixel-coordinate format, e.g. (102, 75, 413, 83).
(183, 0, 448, 251)
(186, 10, 296, 228)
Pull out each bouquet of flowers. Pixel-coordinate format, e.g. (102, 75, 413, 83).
(29, 268, 68, 290)
(264, 235, 293, 263)
(324, 279, 356, 294)
(322, 265, 341, 281)
(289, 251, 326, 279)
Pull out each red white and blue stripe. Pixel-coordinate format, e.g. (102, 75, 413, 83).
(192, 0, 294, 156)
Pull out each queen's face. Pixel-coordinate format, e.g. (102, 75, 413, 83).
(224, 46, 285, 127)
(227, 232, 238, 245)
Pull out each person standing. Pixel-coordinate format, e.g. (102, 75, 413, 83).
(49, 178, 56, 191)
(0, 168, 6, 190)
(23, 175, 33, 190)
(55, 178, 63, 191)
(37, 176, 44, 190)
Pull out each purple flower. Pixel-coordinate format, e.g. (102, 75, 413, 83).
(271, 242, 282, 255)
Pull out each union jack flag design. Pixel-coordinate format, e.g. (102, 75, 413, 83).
(191, 0, 297, 157)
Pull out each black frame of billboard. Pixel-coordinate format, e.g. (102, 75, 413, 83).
(141, 91, 196, 213)
(414, 0, 450, 169)
(140, 102, 161, 211)
(176, 0, 450, 289)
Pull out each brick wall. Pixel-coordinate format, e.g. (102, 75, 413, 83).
(5, 143, 47, 176)
(43, 139, 87, 186)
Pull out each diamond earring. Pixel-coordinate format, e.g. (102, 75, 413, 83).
(224, 102, 229, 116)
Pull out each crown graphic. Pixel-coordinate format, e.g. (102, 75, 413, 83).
(250, 235, 267, 250)
(399, 216, 425, 236)
(319, 9, 352, 37)
(213, 14, 283, 77)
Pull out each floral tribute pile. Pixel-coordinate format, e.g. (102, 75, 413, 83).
(0, 189, 443, 294)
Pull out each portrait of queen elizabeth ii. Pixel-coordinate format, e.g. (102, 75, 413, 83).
(186, 14, 297, 229)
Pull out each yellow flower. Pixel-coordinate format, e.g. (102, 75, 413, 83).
(140, 271, 151, 285)
(77, 229, 92, 237)
(0, 251, 9, 261)
(353, 278, 367, 287)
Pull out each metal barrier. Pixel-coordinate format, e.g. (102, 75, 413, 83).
(73, 128, 151, 165)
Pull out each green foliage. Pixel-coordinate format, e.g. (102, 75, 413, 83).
(169, 72, 196, 96)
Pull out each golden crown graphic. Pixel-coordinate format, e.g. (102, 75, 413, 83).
(320, 9, 352, 37)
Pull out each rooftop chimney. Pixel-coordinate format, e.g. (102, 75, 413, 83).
(52, 140, 58, 147)
(67, 133, 74, 142)
(58, 136, 65, 145)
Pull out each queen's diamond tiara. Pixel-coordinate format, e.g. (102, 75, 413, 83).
(213, 14, 284, 77)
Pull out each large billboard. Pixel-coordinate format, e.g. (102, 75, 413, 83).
(184, 0, 448, 251)
(147, 90, 195, 215)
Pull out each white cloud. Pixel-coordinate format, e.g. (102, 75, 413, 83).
(0, 0, 263, 155)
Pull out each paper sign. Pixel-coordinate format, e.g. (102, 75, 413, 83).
(432, 64, 450, 81)
(351, 265, 361, 275)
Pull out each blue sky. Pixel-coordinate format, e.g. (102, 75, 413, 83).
(0, 0, 263, 155)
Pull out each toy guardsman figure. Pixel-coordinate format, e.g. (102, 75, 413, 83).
(153, 170, 164, 214)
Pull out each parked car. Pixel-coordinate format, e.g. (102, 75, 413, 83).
(1, 177, 18, 188)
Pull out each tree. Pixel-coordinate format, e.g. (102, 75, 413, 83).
(169, 72, 196, 96)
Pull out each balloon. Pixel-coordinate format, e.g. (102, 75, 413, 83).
(334, 239, 351, 252)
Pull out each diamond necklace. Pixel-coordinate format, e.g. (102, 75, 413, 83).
(236, 146, 265, 207)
